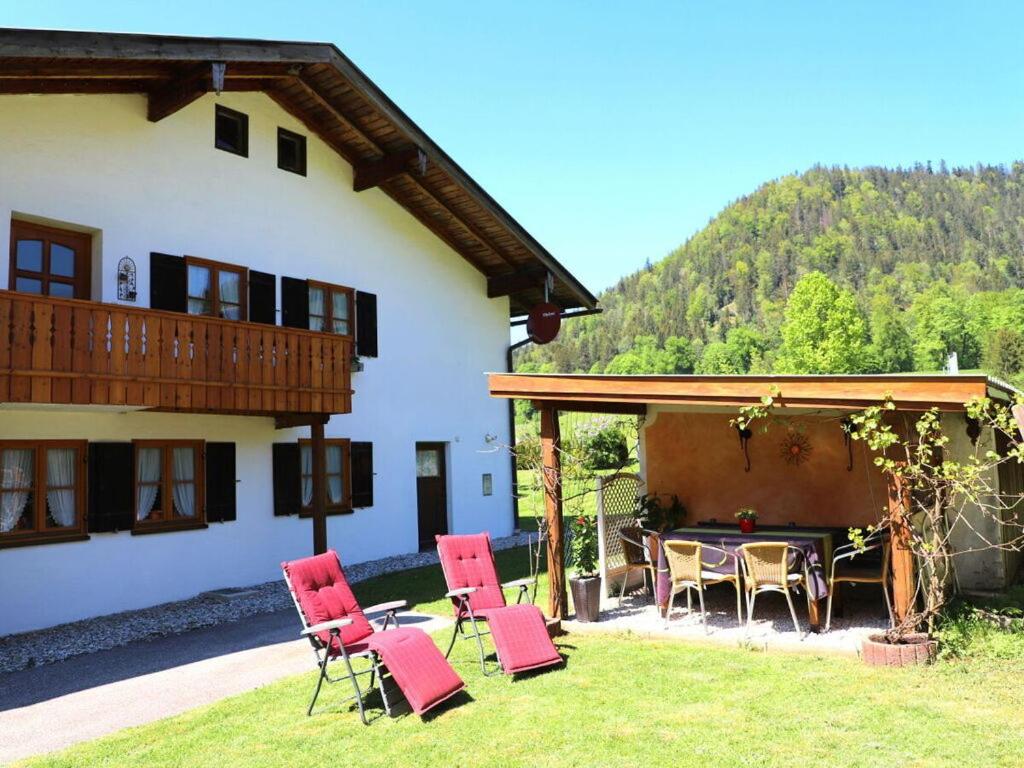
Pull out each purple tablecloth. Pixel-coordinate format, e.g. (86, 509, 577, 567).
(655, 529, 830, 606)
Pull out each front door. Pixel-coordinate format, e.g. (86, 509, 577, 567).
(416, 442, 448, 550)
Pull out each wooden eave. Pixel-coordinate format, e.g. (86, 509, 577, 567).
(488, 373, 1012, 413)
(0, 28, 596, 317)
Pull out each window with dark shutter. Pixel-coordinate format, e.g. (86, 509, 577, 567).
(88, 442, 134, 533)
(272, 442, 301, 516)
(356, 290, 378, 357)
(206, 442, 237, 523)
(248, 271, 276, 325)
(150, 253, 187, 313)
(281, 277, 309, 329)
(351, 442, 374, 508)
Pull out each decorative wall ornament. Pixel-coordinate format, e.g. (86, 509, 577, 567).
(841, 418, 859, 471)
(735, 425, 753, 472)
(780, 429, 812, 466)
(116, 257, 137, 302)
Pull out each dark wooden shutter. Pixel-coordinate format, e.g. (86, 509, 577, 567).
(356, 291, 378, 357)
(88, 443, 134, 533)
(248, 271, 276, 325)
(351, 442, 374, 508)
(273, 442, 301, 516)
(150, 253, 187, 313)
(206, 442, 237, 523)
(281, 277, 309, 329)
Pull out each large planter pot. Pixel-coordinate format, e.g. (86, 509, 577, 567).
(862, 632, 937, 667)
(570, 575, 602, 622)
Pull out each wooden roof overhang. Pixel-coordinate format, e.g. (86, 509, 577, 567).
(0, 28, 596, 317)
(488, 373, 1019, 414)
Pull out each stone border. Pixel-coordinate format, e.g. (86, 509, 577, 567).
(0, 532, 536, 674)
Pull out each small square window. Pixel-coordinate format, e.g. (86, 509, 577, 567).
(278, 128, 307, 176)
(215, 105, 248, 157)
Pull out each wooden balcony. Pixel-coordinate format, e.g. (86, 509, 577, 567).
(0, 290, 352, 417)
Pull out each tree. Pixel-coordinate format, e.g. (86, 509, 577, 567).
(982, 327, 1024, 382)
(868, 291, 913, 373)
(695, 342, 739, 374)
(910, 284, 980, 370)
(774, 272, 871, 373)
(723, 325, 769, 372)
(605, 335, 695, 374)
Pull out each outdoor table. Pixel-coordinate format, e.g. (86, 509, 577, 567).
(655, 527, 834, 632)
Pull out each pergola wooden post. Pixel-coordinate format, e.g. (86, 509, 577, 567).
(310, 420, 328, 555)
(540, 405, 567, 620)
(888, 473, 915, 621)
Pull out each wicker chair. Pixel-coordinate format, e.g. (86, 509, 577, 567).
(662, 540, 743, 630)
(738, 542, 810, 635)
(617, 527, 658, 603)
(825, 536, 893, 631)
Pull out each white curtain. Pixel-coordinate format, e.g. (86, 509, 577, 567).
(172, 447, 196, 518)
(136, 448, 161, 521)
(308, 287, 325, 331)
(327, 445, 343, 504)
(45, 448, 76, 528)
(331, 291, 349, 335)
(1, 449, 33, 533)
(301, 445, 313, 507)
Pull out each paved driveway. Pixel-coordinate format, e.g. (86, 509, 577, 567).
(0, 609, 450, 765)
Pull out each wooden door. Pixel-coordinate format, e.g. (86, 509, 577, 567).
(416, 442, 448, 550)
(9, 220, 92, 299)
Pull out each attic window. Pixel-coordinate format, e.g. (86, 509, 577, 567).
(277, 128, 307, 176)
(215, 105, 248, 157)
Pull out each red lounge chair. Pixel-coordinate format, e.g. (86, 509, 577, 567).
(283, 550, 464, 724)
(436, 533, 563, 676)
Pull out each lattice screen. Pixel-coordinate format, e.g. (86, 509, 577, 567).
(596, 473, 644, 597)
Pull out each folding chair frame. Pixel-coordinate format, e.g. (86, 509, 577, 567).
(438, 557, 534, 676)
(283, 568, 406, 725)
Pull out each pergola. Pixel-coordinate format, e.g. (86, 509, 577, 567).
(488, 372, 1019, 626)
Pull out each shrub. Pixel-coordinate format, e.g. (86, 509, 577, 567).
(582, 423, 629, 470)
(514, 436, 540, 470)
(568, 515, 599, 577)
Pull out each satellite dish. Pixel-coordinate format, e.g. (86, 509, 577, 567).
(526, 302, 561, 344)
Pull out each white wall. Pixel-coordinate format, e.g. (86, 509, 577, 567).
(0, 92, 514, 635)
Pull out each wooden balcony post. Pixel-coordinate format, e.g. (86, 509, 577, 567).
(888, 473, 915, 622)
(310, 420, 328, 555)
(540, 405, 567, 620)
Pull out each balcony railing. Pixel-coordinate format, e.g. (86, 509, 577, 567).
(0, 290, 352, 416)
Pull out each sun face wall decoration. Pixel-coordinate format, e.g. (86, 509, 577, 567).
(780, 429, 812, 466)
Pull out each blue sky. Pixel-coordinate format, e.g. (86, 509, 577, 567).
(4, 2, 1023, 293)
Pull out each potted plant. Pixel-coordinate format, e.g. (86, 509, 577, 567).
(736, 507, 757, 534)
(568, 515, 601, 622)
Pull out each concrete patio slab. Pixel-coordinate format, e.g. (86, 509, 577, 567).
(0, 609, 451, 765)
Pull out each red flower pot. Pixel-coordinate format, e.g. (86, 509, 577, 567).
(738, 518, 756, 534)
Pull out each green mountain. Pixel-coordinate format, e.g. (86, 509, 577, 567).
(517, 163, 1024, 383)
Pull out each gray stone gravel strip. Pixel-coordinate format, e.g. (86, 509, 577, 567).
(0, 531, 535, 674)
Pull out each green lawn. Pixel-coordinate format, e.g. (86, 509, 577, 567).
(514, 467, 637, 532)
(22, 627, 1024, 767)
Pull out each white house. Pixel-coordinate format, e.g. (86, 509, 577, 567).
(0, 29, 596, 635)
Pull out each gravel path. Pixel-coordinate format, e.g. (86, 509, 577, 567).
(0, 531, 535, 674)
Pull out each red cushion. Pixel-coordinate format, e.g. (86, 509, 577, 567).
(282, 550, 374, 651)
(486, 605, 562, 675)
(436, 533, 507, 616)
(367, 628, 464, 715)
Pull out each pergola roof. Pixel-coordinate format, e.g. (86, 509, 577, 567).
(488, 373, 1020, 412)
(0, 27, 597, 317)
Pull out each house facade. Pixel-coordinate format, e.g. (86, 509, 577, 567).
(0, 29, 596, 635)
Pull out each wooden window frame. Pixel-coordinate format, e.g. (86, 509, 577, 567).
(0, 439, 88, 549)
(308, 280, 355, 337)
(132, 440, 207, 535)
(214, 105, 249, 157)
(299, 438, 352, 516)
(185, 256, 249, 321)
(277, 127, 307, 176)
(9, 220, 92, 300)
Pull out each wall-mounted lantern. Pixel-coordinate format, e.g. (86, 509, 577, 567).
(736, 425, 753, 472)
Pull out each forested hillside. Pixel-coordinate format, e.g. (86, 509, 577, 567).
(517, 164, 1024, 383)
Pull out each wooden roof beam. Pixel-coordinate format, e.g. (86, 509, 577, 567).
(147, 63, 212, 122)
(487, 268, 547, 298)
(353, 147, 425, 192)
(289, 75, 382, 153)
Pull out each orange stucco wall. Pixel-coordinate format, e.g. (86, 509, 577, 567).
(643, 411, 888, 528)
